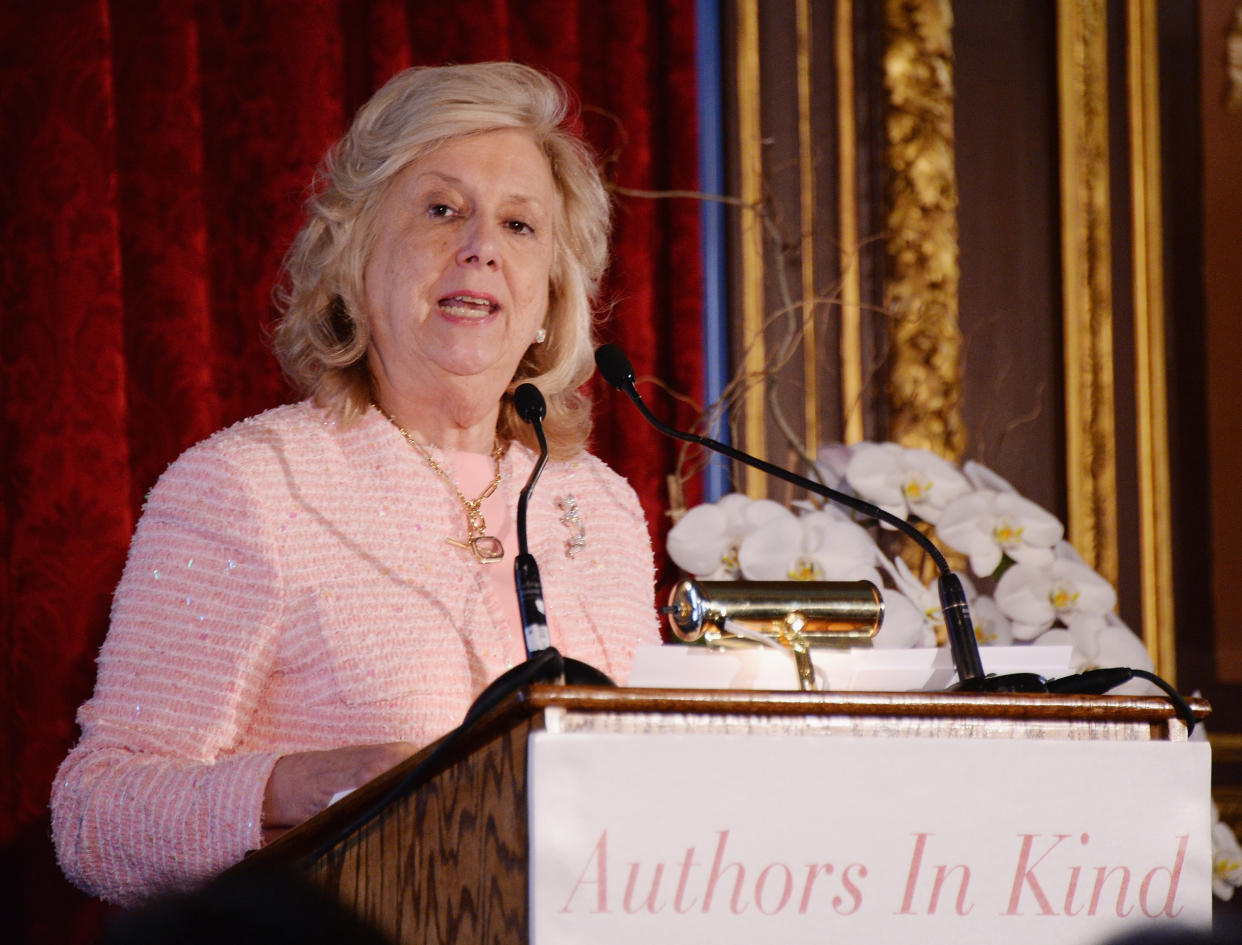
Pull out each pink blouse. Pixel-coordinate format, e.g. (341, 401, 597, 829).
(51, 402, 659, 905)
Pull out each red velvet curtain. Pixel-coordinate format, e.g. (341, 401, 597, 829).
(1, 2, 702, 939)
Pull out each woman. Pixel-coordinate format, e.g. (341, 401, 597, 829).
(51, 62, 659, 906)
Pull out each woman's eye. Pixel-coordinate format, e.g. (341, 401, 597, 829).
(506, 219, 534, 235)
(427, 203, 456, 219)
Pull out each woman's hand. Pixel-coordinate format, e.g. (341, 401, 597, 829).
(262, 741, 418, 832)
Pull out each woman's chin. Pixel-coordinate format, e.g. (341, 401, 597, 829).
(424, 353, 521, 394)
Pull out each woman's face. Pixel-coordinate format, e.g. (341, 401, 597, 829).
(364, 128, 556, 405)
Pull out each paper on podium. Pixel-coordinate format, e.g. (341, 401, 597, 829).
(626, 643, 1073, 691)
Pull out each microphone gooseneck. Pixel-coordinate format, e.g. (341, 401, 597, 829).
(595, 343, 1027, 693)
(514, 383, 549, 556)
(513, 383, 552, 654)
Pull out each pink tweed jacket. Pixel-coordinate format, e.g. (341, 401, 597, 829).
(51, 402, 659, 905)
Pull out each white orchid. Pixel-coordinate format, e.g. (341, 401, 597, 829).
(1063, 611, 1159, 695)
(666, 493, 787, 579)
(1028, 615, 1156, 696)
(1208, 753, 1242, 904)
(845, 441, 971, 525)
(937, 490, 1064, 577)
(969, 594, 1014, 646)
(961, 459, 1019, 494)
(736, 509, 885, 585)
(993, 548, 1118, 640)
(1030, 626, 1072, 648)
(1064, 611, 1153, 672)
(872, 588, 932, 649)
(886, 566, 1016, 651)
(666, 502, 736, 579)
(1213, 813, 1242, 900)
(876, 555, 948, 648)
(813, 443, 855, 492)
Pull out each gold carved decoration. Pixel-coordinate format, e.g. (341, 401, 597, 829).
(1126, 0, 1175, 679)
(1057, 0, 1119, 587)
(881, 0, 966, 461)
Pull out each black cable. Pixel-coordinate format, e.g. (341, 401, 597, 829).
(1129, 669, 1197, 735)
(1045, 666, 1196, 734)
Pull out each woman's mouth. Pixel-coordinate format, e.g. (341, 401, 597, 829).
(439, 294, 498, 319)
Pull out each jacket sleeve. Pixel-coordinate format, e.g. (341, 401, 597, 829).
(50, 443, 286, 906)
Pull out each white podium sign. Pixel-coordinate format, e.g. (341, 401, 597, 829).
(529, 733, 1210, 945)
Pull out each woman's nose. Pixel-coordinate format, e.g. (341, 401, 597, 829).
(455, 220, 499, 269)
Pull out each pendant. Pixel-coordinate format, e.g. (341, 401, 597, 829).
(447, 534, 505, 564)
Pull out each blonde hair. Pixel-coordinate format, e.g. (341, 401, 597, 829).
(273, 62, 611, 458)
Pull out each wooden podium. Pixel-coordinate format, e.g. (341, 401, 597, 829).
(241, 686, 1211, 944)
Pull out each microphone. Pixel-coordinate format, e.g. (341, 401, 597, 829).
(512, 382, 616, 687)
(594, 343, 1044, 693)
(513, 382, 552, 656)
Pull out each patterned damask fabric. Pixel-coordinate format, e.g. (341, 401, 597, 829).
(1, 2, 701, 939)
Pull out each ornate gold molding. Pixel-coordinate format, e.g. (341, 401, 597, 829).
(736, 0, 767, 497)
(881, 0, 966, 460)
(1126, 0, 1175, 679)
(1057, 0, 1119, 586)
(836, 0, 865, 444)
(797, 0, 820, 459)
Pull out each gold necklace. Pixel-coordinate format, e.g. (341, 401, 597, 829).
(376, 406, 506, 564)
